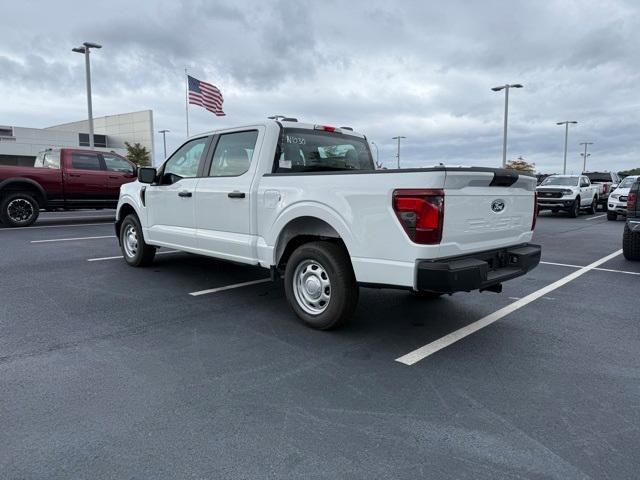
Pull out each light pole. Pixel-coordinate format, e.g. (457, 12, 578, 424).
(72, 42, 102, 148)
(158, 129, 170, 159)
(556, 121, 578, 174)
(491, 83, 523, 168)
(579, 141, 593, 172)
(392, 136, 406, 169)
(370, 141, 379, 166)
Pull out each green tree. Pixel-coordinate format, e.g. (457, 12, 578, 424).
(125, 142, 151, 166)
(505, 156, 535, 174)
(619, 168, 640, 177)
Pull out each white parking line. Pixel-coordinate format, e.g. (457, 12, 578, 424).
(585, 214, 606, 220)
(31, 235, 114, 244)
(0, 222, 111, 231)
(189, 278, 271, 296)
(87, 250, 180, 262)
(395, 249, 623, 366)
(541, 261, 640, 276)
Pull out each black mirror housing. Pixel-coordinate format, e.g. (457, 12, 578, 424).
(138, 167, 157, 184)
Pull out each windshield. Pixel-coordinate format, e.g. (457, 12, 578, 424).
(618, 177, 637, 189)
(584, 172, 612, 182)
(541, 176, 578, 186)
(274, 128, 374, 172)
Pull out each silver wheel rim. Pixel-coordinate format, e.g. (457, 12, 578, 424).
(123, 223, 138, 258)
(7, 198, 34, 223)
(292, 259, 331, 315)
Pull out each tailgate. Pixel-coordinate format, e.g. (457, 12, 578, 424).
(440, 168, 536, 256)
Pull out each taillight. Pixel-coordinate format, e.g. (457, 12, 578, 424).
(392, 189, 444, 244)
(314, 125, 341, 133)
(628, 191, 637, 212)
(603, 184, 609, 194)
(532, 191, 538, 230)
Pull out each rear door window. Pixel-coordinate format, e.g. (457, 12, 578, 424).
(71, 153, 102, 171)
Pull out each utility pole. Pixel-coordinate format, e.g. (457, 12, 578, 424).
(158, 129, 170, 159)
(579, 142, 593, 172)
(392, 136, 406, 169)
(491, 83, 523, 167)
(556, 121, 578, 174)
(72, 42, 102, 148)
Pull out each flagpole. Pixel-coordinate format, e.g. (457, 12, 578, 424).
(185, 67, 190, 137)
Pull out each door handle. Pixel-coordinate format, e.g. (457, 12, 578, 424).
(178, 191, 192, 198)
(109, 176, 120, 179)
(228, 191, 246, 199)
(68, 173, 81, 177)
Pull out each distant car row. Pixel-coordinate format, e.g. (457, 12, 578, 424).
(536, 171, 633, 219)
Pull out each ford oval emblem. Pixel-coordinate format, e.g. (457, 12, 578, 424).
(491, 199, 506, 213)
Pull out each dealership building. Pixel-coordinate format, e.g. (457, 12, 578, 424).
(0, 110, 154, 166)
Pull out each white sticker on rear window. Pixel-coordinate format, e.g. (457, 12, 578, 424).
(285, 135, 306, 145)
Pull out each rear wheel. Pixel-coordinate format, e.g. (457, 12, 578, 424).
(568, 197, 580, 218)
(623, 225, 640, 260)
(284, 241, 358, 330)
(587, 197, 597, 215)
(0, 192, 40, 227)
(119, 214, 156, 266)
(607, 212, 618, 221)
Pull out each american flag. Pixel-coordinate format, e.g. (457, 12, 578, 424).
(187, 75, 225, 116)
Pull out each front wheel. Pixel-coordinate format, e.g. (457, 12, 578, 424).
(623, 225, 640, 260)
(568, 197, 580, 218)
(284, 241, 358, 330)
(0, 192, 40, 227)
(119, 214, 156, 266)
(607, 212, 618, 221)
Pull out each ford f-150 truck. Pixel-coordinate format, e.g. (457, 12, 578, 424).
(115, 119, 541, 329)
(536, 174, 599, 217)
(0, 148, 136, 227)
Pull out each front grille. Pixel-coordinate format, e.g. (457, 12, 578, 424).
(537, 190, 563, 199)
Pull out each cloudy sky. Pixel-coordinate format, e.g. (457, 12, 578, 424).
(1, 0, 638, 172)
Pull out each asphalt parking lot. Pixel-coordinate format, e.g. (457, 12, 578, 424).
(1, 209, 638, 479)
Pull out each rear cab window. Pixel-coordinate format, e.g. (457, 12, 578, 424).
(274, 127, 374, 173)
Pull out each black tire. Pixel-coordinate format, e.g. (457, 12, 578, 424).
(587, 197, 597, 215)
(409, 291, 443, 299)
(284, 241, 358, 330)
(607, 212, 618, 221)
(623, 225, 640, 261)
(119, 214, 156, 267)
(0, 192, 40, 227)
(568, 197, 580, 218)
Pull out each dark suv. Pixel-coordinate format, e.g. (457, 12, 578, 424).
(623, 179, 640, 260)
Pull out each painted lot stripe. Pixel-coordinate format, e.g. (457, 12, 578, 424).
(31, 235, 114, 244)
(541, 261, 640, 276)
(585, 214, 606, 220)
(189, 278, 271, 296)
(0, 222, 111, 231)
(87, 250, 180, 262)
(395, 249, 623, 366)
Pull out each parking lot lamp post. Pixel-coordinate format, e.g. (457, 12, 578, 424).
(392, 136, 406, 169)
(72, 42, 102, 149)
(580, 142, 593, 171)
(159, 129, 170, 159)
(491, 84, 523, 168)
(556, 121, 578, 174)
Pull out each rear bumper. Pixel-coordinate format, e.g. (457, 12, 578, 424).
(416, 243, 541, 293)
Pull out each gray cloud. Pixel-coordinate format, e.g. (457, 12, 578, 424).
(1, 0, 638, 171)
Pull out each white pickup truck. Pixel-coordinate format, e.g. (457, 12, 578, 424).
(536, 174, 599, 217)
(115, 119, 540, 329)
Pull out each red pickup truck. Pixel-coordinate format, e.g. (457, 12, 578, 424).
(0, 148, 137, 227)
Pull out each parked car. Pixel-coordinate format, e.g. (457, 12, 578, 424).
(583, 171, 622, 210)
(622, 179, 640, 260)
(115, 119, 541, 329)
(0, 148, 136, 227)
(607, 175, 639, 220)
(536, 174, 599, 217)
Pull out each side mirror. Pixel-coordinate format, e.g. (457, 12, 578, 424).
(138, 167, 157, 184)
